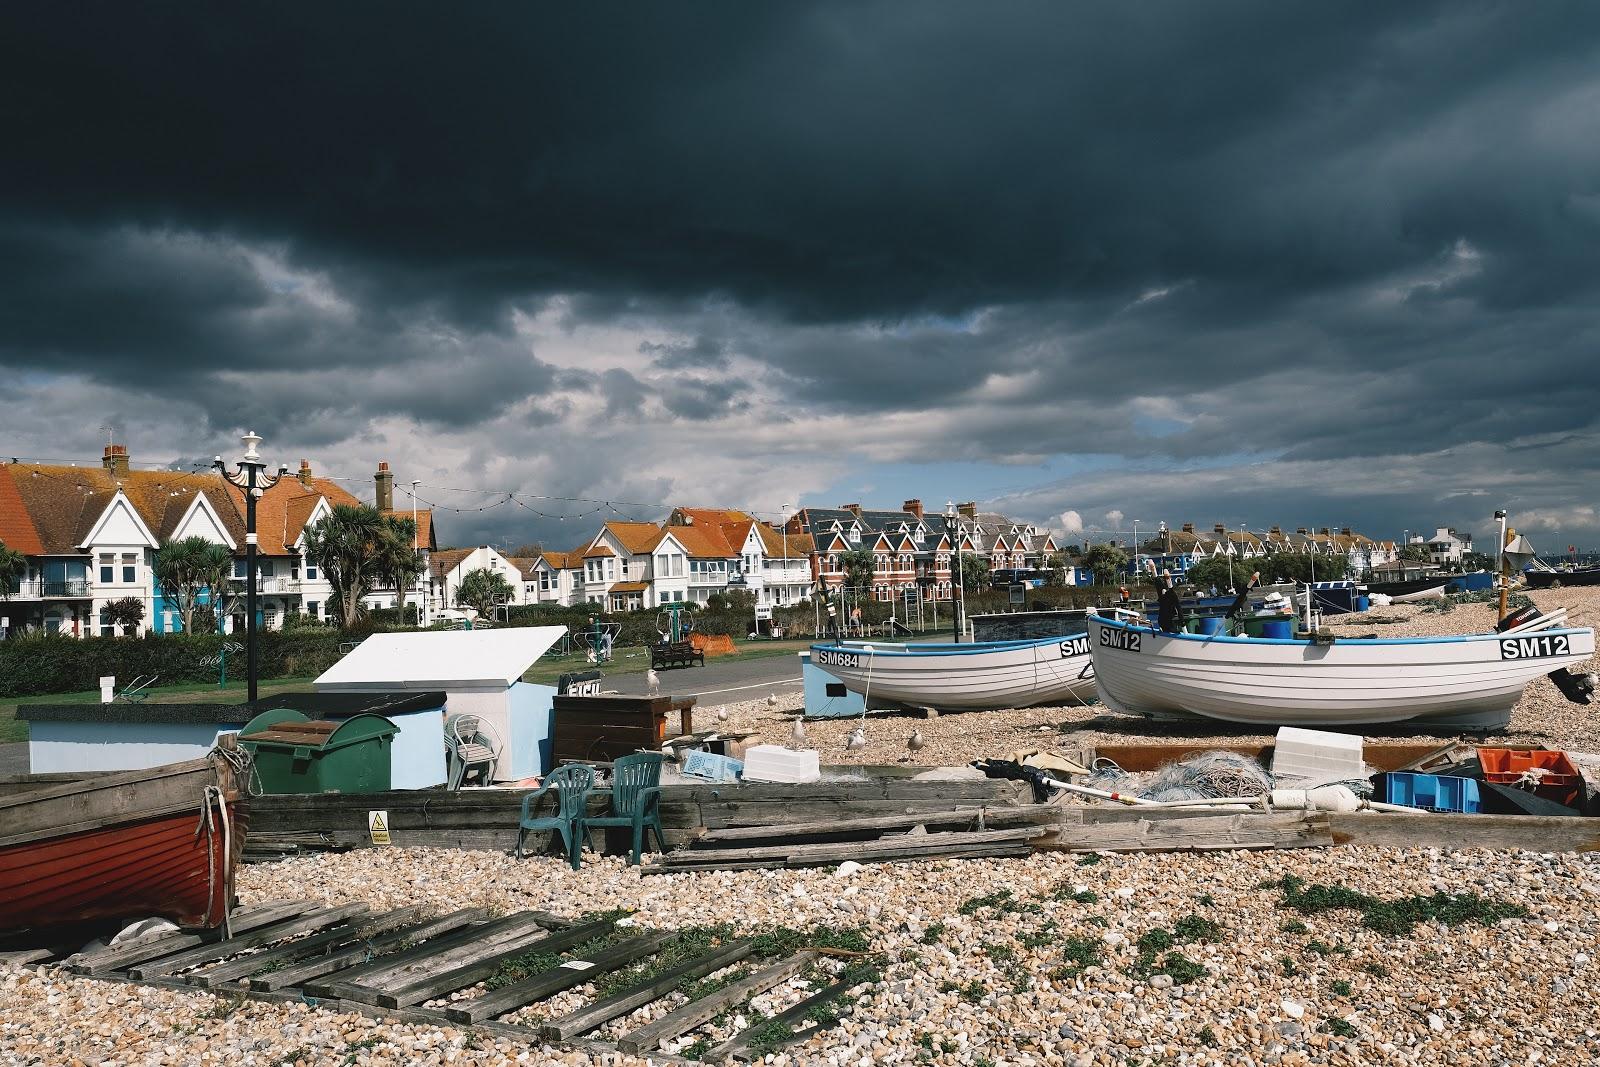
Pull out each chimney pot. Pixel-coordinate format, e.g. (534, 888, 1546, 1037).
(902, 498, 924, 520)
(1213, 523, 1227, 534)
(958, 501, 977, 519)
(297, 459, 314, 488)
(375, 462, 395, 512)
(1181, 522, 1194, 533)
(1341, 527, 1352, 536)
(1296, 527, 1309, 534)
(1319, 527, 1331, 536)
(102, 443, 130, 478)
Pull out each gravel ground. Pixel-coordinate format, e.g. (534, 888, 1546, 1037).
(5, 587, 1598, 1066)
(7, 847, 1597, 1065)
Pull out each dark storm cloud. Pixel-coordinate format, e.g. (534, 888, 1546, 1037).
(4, 3, 1600, 544)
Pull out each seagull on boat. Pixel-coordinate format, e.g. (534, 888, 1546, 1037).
(645, 668, 660, 695)
(907, 728, 924, 752)
(846, 724, 868, 751)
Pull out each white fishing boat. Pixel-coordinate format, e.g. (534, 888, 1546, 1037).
(809, 634, 1097, 711)
(1087, 611, 1596, 731)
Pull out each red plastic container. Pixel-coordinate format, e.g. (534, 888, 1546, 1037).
(1476, 748, 1584, 809)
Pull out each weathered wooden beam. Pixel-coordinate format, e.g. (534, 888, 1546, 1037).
(129, 904, 370, 979)
(656, 827, 1039, 866)
(1326, 811, 1600, 852)
(701, 977, 857, 1062)
(694, 803, 1066, 844)
(188, 905, 429, 988)
(617, 953, 815, 1055)
(250, 908, 489, 992)
(539, 940, 754, 1041)
(306, 911, 557, 998)
(372, 919, 616, 1009)
(442, 934, 670, 1024)
(1029, 812, 1331, 854)
(70, 900, 312, 974)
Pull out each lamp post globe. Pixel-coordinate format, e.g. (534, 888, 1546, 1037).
(215, 431, 287, 702)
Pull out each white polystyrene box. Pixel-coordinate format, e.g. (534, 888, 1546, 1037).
(741, 745, 821, 784)
(1271, 726, 1365, 785)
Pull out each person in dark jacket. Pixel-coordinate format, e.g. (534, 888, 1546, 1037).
(1225, 571, 1262, 628)
(1156, 569, 1183, 633)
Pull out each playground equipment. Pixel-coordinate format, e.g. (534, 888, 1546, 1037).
(574, 619, 622, 664)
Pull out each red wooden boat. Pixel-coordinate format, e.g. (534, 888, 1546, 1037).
(0, 751, 249, 933)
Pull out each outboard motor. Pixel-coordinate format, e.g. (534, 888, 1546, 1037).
(1549, 667, 1598, 706)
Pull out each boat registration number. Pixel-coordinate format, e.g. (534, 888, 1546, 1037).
(1098, 629, 1142, 652)
(1499, 634, 1572, 660)
(1059, 636, 1090, 658)
(816, 649, 863, 669)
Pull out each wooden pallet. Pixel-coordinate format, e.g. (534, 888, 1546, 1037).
(24, 907, 860, 1061)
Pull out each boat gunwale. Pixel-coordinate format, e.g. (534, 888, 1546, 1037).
(1088, 612, 1594, 649)
(808, 633, 1089, 657)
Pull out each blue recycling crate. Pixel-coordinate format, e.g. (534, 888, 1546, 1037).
(681, 749, 743, 783)
(1378, 772, 1481, 813)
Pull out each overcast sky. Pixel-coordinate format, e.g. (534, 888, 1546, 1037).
(4, 4, 1599, 553)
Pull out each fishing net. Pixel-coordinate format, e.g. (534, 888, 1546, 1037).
(1084, 750, 1276, 801)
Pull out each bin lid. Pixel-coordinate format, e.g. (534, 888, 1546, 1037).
(315, 627, 568, 691)
(240, 708, 398, 751)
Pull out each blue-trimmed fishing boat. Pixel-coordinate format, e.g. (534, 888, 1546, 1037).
(1087, 611, 1595, 731)
(809, 634, 1097, 711)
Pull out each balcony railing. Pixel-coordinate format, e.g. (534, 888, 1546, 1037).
(231, 576, 302, 594)
(38, 579, 93, 598)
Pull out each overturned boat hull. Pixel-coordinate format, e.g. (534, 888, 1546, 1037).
(1526, 568, 1600, 589)
(1087, 613, 1595, 731)
(0, 756, 247, 933)
(810, 635, 1097, 711)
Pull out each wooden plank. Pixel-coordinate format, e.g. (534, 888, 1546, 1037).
(309, 911, 559, 999)
(618, 952, 815, 1055)
(250, 908, 489, 992)
(696, 804, 1066, 844)
(647, 843, 1033, 874)
(373, 919, 617, 1009)
(188, 905, 430, 988)
(0, 948, 55, 965)
(540, 940, 754, 1041)
(443, 933, 671, 1024)
(656, 827, 1039, 866)
(1326, 812, 1600, 852)
(70, 900, 312, 974)
(701, 978, 856, 1062)
(129, 904, 370, 979)
(1030, 812, 1331, 854)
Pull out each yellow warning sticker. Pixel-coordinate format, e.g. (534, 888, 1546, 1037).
(368, 810, 391, 846)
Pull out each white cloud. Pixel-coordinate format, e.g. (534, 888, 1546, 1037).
(1104, 509, 1124, 528)
(1059, 509, 1084, 533)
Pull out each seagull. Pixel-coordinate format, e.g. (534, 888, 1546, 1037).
(766, 692, 779, 707)
(907, 728, 924, 752)
(791, 718, 808, 746)
(645, 668, 660, 695)
(846, 724, 868, 751)
(716, 705, 729, 722)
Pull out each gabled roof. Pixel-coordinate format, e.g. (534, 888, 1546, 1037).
(668, 507, 755, 527)
(428, 548, 477, 580)
(672, 523, 738, 559)
(381, 508, 436, 551)
(583, 544, 615, 558)
(603, 521, 667, 555)
(507, 556, 542, 580)
(539, 549, 582, 570)
(222, 475, 361, 556)
(5, 462, 248, 555)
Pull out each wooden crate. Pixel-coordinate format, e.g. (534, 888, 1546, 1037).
(550, 695, 696, 764)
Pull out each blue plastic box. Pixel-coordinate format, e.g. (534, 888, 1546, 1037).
(1379, 772, 1481, 813)
(680, 749, 744, 783)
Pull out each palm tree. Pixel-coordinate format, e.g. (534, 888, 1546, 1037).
(303, 504, 385, 628)
(375, 516, 426, 624)
(153, 536, 233, 633)
(0, 541, 26, 599)
(456, 568, 514, 620)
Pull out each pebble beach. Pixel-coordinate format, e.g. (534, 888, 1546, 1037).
(5, 588, 1599, 1066)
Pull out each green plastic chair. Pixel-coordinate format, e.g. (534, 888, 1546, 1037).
(579, 752, 666, 865)
(516, 764, 596, 869)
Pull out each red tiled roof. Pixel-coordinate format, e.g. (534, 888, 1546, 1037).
(7, 463, 246, 555)
(0, 466, 45, 555)
(382, 508, 436, 550)
(583, 544, 615, 558)
(604, 522, 667, 554)
(427, 547, 476, 581)
(669, 523, 738, 559)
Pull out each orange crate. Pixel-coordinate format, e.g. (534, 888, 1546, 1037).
(1476, 748, 1583, 807)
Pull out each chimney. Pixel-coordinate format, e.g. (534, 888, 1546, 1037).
(1269, 525, 1282, 535)
(375, 461, 394, 511)
(1213, 523, 1227, 534)
(1341, 527, 1352, 536)
(1318, 527, 1331, 536)
(102, 443, 129, 479)
(1296, 527, 1308, 535)
(958, 501, 977, 519)
(840, 503, 862, 516)
(297, 459, 314, 489)
(902, 498, 924, 520)
(1181, 522, 1194, 534)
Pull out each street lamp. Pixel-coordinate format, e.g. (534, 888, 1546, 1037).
(944, 502, 965, 644)
(215, 432, 288, 702)
(1131, 518, 1142, 582)
(411, 479, 424, 624)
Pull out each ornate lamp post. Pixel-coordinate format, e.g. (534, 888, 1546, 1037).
(944, 502, 965, 644)
(215, 432, 288, 702)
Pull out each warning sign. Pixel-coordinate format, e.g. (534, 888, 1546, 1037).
(368, 810, 391, 846)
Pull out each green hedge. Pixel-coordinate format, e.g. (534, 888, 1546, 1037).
(0, 631, 350, 699)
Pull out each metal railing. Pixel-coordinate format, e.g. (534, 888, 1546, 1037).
(230, 576, 302, 594)
(41, 579, 93, 597)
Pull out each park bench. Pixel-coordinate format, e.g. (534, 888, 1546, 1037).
(650, 639, 704, 670)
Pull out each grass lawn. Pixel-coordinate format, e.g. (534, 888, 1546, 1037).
(0, 676, 319, 744)
(519, 637, 820, 686)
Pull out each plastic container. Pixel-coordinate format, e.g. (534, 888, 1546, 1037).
(239, 708, 398, 794)
(1271, 726, 1365, 786)
(1476, 748, 1583, 807)
(1355, 595, 1370, 612)
(1261, 619, 1294, 639)
(1377, 772, 1482, 813)
(680, 749, 743, 783)
(741, 744, 821, 784)
(1195, 615, 1225, 636)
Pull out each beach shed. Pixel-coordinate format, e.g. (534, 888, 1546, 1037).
(314, 627, 567, 783)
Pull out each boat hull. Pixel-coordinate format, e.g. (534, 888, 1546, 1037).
(0, 757, 246, 933)
(809, 635, 1097, 711)
(1088, 614, 1596, 731)
(1526, 568, 1600, 588)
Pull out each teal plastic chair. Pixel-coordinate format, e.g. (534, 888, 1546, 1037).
(516, 764, 596, 869)
(579, 752, 666, 864)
